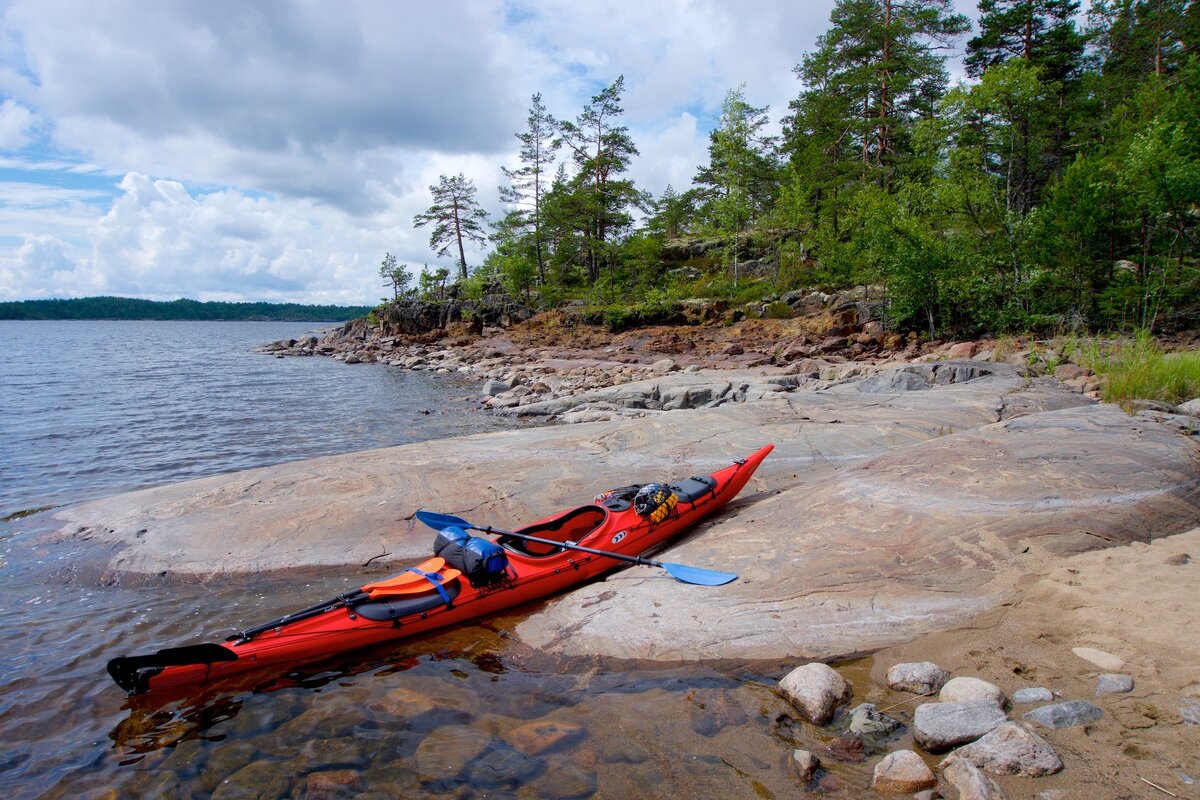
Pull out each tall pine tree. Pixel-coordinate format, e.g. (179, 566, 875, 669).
(556, 76, 642, 283)
(412, 173, 489, 281)
(500, 93, 560, 285)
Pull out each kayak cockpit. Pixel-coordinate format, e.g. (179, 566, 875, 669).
(498, 505, 608, 557)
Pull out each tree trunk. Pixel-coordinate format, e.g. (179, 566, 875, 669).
(452, 201, 468, 281)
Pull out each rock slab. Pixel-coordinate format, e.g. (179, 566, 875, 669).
(887, 662, 949, 695)
(871, 749, 937, 793)
(779, 662, 852, 725)
(1023, 699, 1104, 729)
(913, 700, 1008, 752)
(945, 721, 1063, 777)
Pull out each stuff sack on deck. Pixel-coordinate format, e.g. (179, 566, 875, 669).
(433, 526, 510, 585)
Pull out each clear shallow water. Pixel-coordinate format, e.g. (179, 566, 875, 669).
(0, 321, 891, 798)
(0, 320, 521, 518)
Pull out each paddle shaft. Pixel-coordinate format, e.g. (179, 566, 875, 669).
(234, 590, 368, 641)
(472, 524, 665, 568)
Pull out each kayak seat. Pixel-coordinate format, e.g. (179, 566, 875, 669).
(499, 505, 607, 557)
(355, 579, 462, 621)
(669, 476, 718, 503)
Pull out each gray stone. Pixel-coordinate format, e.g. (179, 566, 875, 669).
(1037, 790, 1068, 800)
(651, 358, 678, 374)
(848, 702, 903, 737)
(1012, 687, 1054, 704)
(1023, 700, 1104, 729)
(1181, 698, 1200, 725)
(779, 662, 853, 725)
(940, 676, 1006, 707)
(945, 721, 1063, 777)
(914, 792, 944, 800)
(1095, 673, 1134, 695)
(941, 755, 1009, 800)
(887, 661, 949, 695)
(481, 379, 509, 397)
(1177, 397, 1200, 416)
(871, 749, 937, 793)
(913, 700, 1008, 752)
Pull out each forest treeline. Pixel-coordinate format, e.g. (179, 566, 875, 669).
(0, 297, 371, 322)
(408, 0, 1199, 336)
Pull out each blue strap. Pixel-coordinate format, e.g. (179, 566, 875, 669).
(406, 567, 451, 605)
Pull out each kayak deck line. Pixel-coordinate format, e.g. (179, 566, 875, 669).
(106, 444, 773, 696)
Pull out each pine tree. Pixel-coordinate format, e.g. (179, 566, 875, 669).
(412, 173, 489, 281)
(556, 76, 642, 283)
(500, 93, 560, 285)
(966, 0, 1085, 83)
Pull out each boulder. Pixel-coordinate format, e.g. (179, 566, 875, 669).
(1023, 700, 1103, 729)
(779, 662, 852, 725)
(913, 700, 1007, 752)
(1095, 673, 1134, 695)
(1178, 698, 1200, 725)
(941, 755, 1009, 800)
(1177, 397, 1200, 416)
(481, 379, 509, 397)
(415, 726, 492, 789)
(944, 721, 1063, 777)
(887, 662, 950, 695)
(871, 749, 937, 793)
(940, 677, 1006, 708)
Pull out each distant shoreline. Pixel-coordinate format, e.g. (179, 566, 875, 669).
(0, 296, 370, 322)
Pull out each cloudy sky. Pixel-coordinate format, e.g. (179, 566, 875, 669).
(0, 0, 977, 305)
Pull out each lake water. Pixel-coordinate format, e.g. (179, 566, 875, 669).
(0, 321, 884, 799)
(0, 320, 523, 519)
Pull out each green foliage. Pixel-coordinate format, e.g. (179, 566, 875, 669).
(1080, 330, 1200, 406)
(0, 297, 371, 321)
(412, 173, 489, 281)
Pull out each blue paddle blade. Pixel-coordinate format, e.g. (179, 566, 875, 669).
(661, 562, 738, 586)
(415, 509, 473, 532)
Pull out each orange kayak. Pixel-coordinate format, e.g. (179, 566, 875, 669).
(107, 444, 772, 695)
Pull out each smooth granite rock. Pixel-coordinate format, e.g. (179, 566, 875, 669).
(1012, 687, 1054, 704)
(944, 721, 1063, 777)
(1095, 673, 1134, 695)
(913, 700, 1008, 752)
(790, 749, 820, 782)
(940, 677, 1006, 707)
(871, 749, 937, 793)
(941, 755, 1009, 800)
(779, 662, 852, 725)
(887, 662, 950, 695)
(1023, 700, 1104, 729)
(53, 370, 1200, 663)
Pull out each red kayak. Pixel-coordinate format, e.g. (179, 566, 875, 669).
(108, 444, 772, 695)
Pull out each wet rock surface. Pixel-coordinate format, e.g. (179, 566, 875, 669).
(779, 662, 853, 725)
(1023, 700, 1104, 729)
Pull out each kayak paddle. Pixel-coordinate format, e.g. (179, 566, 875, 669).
(414, 509, 737, 586)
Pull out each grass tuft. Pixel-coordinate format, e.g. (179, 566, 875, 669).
(1080, 331, 1200, 408)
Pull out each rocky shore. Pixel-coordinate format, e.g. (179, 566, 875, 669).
(46, 294, 1200, 797)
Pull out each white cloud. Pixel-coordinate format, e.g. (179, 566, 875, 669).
(0, 99, 36, 149)
(0, 0, 982, 303)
